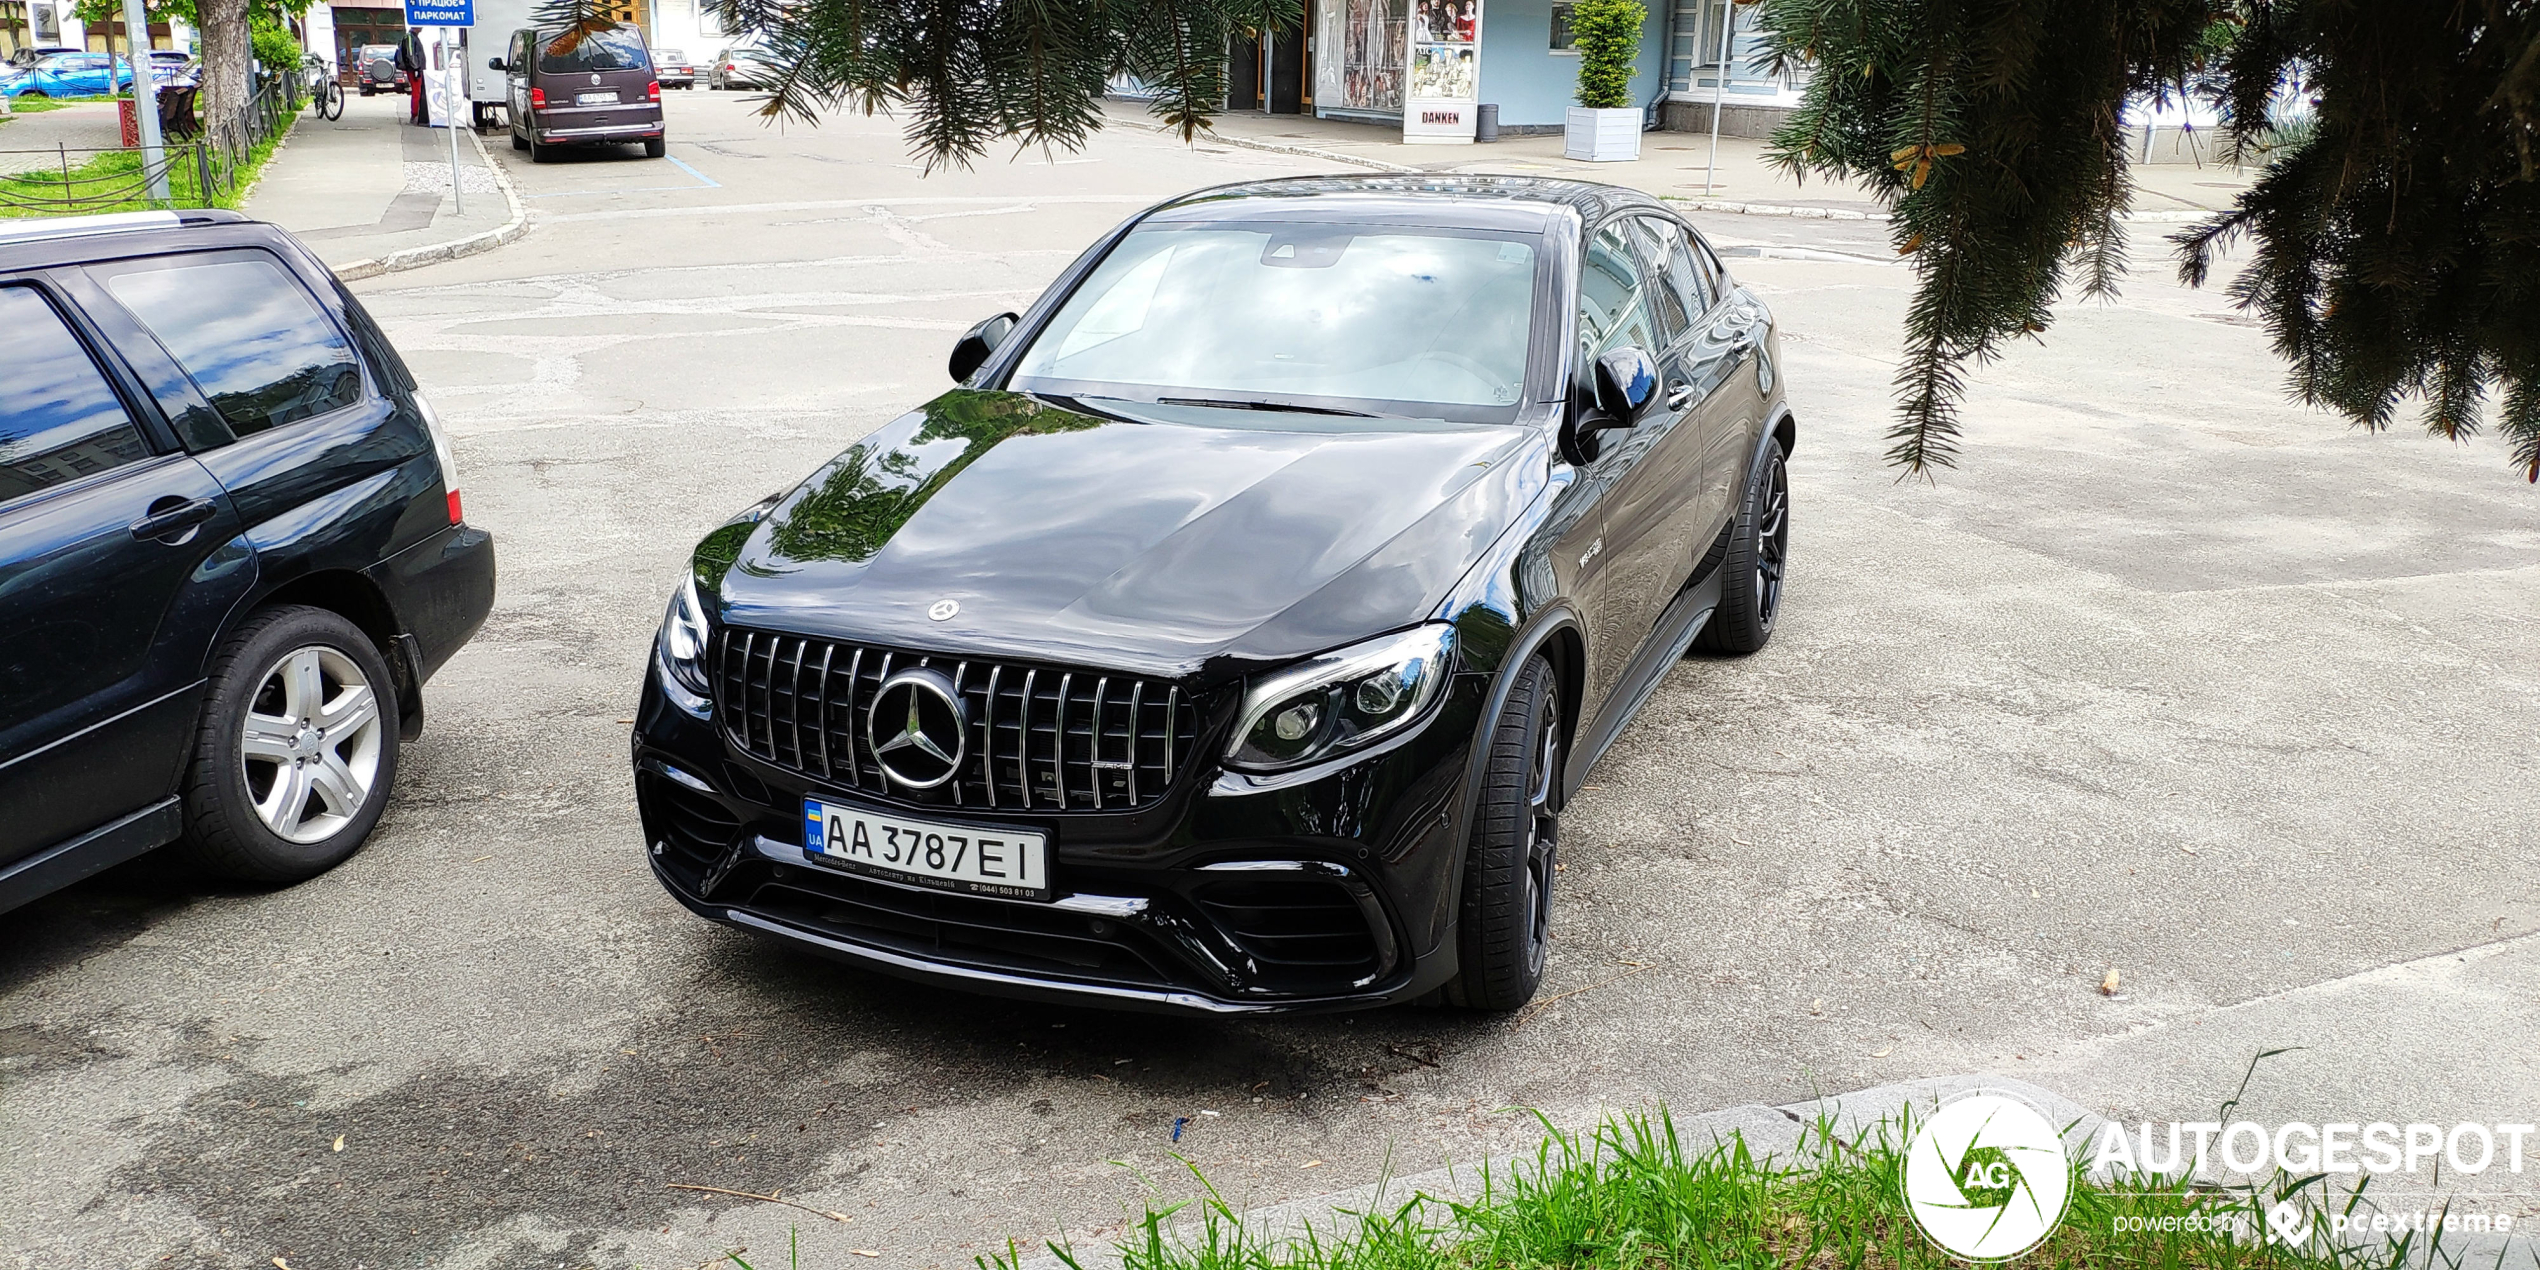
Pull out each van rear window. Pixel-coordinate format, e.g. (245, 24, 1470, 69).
(538, 26, 648, 73)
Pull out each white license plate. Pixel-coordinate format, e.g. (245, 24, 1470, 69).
(801, 798, 1049, 901)
(577, 90, 618, 104)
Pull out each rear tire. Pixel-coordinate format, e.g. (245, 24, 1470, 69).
(527, 130, 551, 163)
(510, 127, 526, 151)
(643, 136, 666, 158)
(179, 606, 400, 884)
(1443, 653, 1559, 1010)
(1691, 435, 1789, 656)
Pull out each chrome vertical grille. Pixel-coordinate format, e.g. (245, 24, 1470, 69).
(713, 627, 1196, 812)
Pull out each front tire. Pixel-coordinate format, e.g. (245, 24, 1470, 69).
(1692, 436, 1789, 656)
(179, 606, 400, 883)
(1444, 653, 1559, 1010)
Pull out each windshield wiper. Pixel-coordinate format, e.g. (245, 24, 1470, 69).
(1152, 396, 1382, 418)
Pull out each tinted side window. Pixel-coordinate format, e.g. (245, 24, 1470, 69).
(104, 252, 363, 437)
(0, 287, 150, 506)
(1623, 217, 1691, 342)
(1641, 216, 1713, 326)
(1578, 223, 1659, 359)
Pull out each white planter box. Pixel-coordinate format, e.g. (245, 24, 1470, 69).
(1564, 106, 1642, 162)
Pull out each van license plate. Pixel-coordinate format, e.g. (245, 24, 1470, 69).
(801, 798, 1050, 901)
(577, 90, 618, 104)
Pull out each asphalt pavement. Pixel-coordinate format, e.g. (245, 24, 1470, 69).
(3, 92, 2535, 1270)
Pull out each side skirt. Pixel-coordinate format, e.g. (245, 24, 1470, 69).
(1566, 565, 1726, 800)
(0, 798, 183, 916)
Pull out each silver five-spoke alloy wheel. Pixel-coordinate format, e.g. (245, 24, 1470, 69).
(239, 645, 383, 843)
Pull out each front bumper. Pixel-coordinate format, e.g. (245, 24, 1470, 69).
(631, 661, 1488, 1015)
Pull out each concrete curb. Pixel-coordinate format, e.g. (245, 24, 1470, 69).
(1011, 1074, 2100, 1270)
(1200, 133, 2219, 225)
(1206, 133, 1423, 174)
(332, 126, 528, 282)
(1008, 1073, 2534, 1270)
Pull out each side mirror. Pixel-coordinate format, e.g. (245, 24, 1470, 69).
(1592, 346, 1657, 419)
(1564, 346, 1657, 463)
(948, 311, 1019, 383)
(488, 57, 507, 71)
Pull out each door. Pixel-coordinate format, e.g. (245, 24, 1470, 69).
(1664, 224, 1769, 546)
(1228, 30, 1261, 110)
(1266, 19, 1304, 113)
(1569, 219, 1673, 705)
(0, 280, 244, 869)
(1628, 213, 1746, 586)
(1572, 218, 1715, 702)
(507, 30, 529, 125)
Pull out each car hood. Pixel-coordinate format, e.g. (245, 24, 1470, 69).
(698, 390, 1545, 681)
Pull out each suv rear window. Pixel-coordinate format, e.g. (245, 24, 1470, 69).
(538, 26, 648, 73)
(103, 252, 364, 437)
(0, 286, 148, 505)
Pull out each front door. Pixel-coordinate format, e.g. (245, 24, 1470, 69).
(1266, 18, 1304, 113)
(0, 279, 244, 869)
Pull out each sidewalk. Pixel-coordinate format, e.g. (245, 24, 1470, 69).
(1176, 103, 2258, 217)
(0, 102, 123, 175)
(247, 89, 516, 274)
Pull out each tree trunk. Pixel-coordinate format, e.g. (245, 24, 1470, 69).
(198, 0, 250, 148)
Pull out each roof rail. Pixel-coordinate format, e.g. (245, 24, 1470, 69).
(0, 210, 185, 248)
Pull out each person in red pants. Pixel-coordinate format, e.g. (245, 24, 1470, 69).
(397, 31, 425, 124)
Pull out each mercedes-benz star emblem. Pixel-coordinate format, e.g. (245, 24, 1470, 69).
(868, 667, 965, 789)
(928, 599, 959, 621)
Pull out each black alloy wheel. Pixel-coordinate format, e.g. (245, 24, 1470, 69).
(1692, 436, 1789, 655)
(1445, 653, 1559, 1010)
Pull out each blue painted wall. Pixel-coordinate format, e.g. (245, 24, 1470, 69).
(1477, 0, 1668, 127)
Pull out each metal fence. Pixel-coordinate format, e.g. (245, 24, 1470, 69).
(0, 73, 302, 214)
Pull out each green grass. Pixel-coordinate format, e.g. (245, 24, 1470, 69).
(1, 93, 122, 113)
(957, 1109, 2503, 1270)
(0, 116, 292, 216)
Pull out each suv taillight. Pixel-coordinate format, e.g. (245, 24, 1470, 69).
(414, 392, 462, 525)
(528, 86, 546, 109)
(647, 80, 660, 101)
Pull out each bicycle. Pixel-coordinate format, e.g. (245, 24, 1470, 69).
(303, 54, 343, 120)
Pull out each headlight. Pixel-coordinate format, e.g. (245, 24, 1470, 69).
(1226, 625, 1456, 773)
(655, 576, 712, 714)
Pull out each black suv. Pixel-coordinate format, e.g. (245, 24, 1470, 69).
(0, 210, 494, 914)
(635, 176, 1791, 1015)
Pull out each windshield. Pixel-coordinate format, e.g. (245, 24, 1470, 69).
(1007, 222, 1539, 420)
(538, 26, 648, 73)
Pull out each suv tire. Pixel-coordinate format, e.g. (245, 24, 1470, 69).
(1692, 436, 1788, 656)
(644, 137, 666, 158)
(1444, 652, 1558, 1010)
(180, 606, 400, 883)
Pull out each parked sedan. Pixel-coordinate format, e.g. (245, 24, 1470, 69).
(3, 52, 134, 97)
(633, 176, 1793, 1015)
(0, 210, 495, 915)
(654, 47, 695, 88)
(705, 44, 768, 90)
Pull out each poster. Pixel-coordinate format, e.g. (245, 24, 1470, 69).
(1402, 0, 1480, 142)
(1316, 0, 1406, 116)
(32, 3, 60, 42)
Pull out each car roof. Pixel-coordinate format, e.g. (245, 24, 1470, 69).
(1142, 173, 1666, 233)
(0, 209, 258, 266)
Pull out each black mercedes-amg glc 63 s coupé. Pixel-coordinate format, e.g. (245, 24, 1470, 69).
(632, 175, 1794, 1014)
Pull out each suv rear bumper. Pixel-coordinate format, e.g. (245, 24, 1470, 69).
(365, 520, 495, 735)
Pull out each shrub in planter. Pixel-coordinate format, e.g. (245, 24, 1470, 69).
(1565, 0, 1644, 161)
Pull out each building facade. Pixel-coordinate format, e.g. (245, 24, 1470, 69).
(1228, 0, 1799, 136)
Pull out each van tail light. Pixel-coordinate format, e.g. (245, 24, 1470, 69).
(528, 86, 547, 109)
(647, 80, 661, 101)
